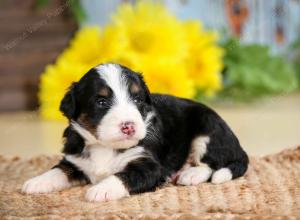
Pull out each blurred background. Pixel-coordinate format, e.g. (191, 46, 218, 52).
(0, 0, 299, 158)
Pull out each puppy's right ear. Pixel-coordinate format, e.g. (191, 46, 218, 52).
(60, 83, 77, 120)
(137, 74, 152, 105)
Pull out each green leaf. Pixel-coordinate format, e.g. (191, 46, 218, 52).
(221, 38, 298, 100)
(33, 0, 86, 24)
(34, 0, 50, 10)
(69, 0, 86, 24)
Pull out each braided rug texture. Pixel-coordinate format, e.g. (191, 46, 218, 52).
(0, 146, 299, 219)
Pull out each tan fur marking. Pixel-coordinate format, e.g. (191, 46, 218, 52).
(98, 88, 109, 97)
(78, 113, 97, 137)
(130, 83, 140, 94)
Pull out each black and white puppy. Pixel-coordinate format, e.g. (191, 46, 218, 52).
(22, 63, 248, 202)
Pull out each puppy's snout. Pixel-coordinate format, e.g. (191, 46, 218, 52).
(120, 121, 135, 136)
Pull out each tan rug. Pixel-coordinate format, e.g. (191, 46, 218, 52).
(0, 147, 300, 219)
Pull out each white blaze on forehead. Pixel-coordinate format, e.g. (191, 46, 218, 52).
(96, 64, 129, 105)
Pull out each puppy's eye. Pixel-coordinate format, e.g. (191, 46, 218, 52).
(133, 96, 142, 104)
(96, 97, 108, 107)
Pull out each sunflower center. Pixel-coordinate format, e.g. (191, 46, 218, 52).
(130, 31, 154, 53)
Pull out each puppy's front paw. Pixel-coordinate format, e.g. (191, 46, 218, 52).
(85, 175, 129, 202)
(22, 168, 71, 194)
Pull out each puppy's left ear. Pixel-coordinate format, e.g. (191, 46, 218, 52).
(60, 83, 78, 120)
(138, 74, 152, 105)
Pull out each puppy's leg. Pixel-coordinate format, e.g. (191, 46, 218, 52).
(200, 135, 248, 184)
(211, 159, 248, 184)
(177, 135, 212, 186)
(180, 156, 248, 185)
(22, 158, 89, 194)
(86, 157, 163, 202)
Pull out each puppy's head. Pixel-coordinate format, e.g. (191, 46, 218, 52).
(60, 63, 153, 149)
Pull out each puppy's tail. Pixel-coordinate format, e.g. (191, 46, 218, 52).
(211, 156, 249, 184)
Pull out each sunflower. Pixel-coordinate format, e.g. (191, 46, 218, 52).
(137, 61, 195, 98)
(184, 21, 224, 96)
(111, 1, 188, 65)
(59, 26, 102, 66)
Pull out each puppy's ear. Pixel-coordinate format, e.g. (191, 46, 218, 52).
(62, 125, 85, 154)
(60, 83, 77, 120)
(138, 74, 152, 105)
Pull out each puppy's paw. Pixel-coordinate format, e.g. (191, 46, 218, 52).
(85, 175, 129, 202)
(22, 168, 71, 194)
(177, 166, 212, 186)
(211, 168, 232, 184)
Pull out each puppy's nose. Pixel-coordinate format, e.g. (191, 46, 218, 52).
(120, 121, 135, 136)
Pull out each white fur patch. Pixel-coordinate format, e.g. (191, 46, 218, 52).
(95, 64, 146, 149)
(110, 147, 147, 174)
(65, 146, 146, 184)
(211, 168, 232, 184)
(85, 175, 129, 202)
(96, 64, 128, 106)
(191, 136, 210, 165)
(22, 168, 71, 194)
(145, 111, 155, 125)
(177, 165, 212, 186)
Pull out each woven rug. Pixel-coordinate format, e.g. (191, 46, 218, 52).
(0, 146, 300, 219)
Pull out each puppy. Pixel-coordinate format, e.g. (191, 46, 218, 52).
(22, 63, 248, 202)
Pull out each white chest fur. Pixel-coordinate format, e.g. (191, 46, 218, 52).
(65, 146, 145, 184)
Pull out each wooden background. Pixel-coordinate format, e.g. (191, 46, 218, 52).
(0, 0, 76, 111)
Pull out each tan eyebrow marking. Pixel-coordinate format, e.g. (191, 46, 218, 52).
(98, 88, 109, 97)
(130, 83, 140, 93)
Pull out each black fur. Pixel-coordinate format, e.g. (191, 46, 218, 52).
(56, 63, 248, 195)
(153, 94, 248, 175)
(62, 126, 85, 155)
(60, 83, 77, 120)
(115, 157, 165, 194)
